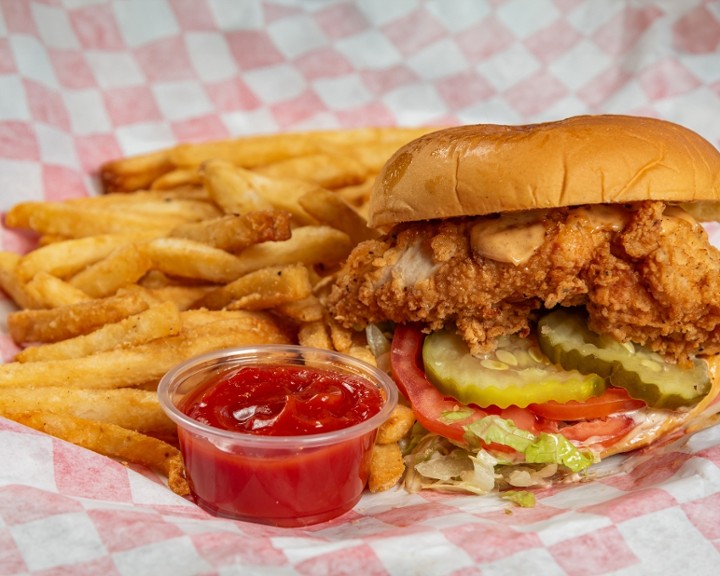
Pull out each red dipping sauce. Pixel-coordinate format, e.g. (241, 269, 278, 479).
(158, 346, 397, 527)
(184, 365, 384, 436)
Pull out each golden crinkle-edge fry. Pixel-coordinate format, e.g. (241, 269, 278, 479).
(0, 126, 436, 496)
(369, 442, 406, 493)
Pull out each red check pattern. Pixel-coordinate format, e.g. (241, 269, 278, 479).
(1, 1, 720, 573)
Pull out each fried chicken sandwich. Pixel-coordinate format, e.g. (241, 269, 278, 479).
(327, 115, 720, 496)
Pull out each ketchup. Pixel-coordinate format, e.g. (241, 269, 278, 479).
(184, 365, 384, 436)
(178, 364, 385, 527)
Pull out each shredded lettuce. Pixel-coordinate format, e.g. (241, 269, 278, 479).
(465, 415, 537, 452)
(464, 450, 498, 493)
(465, 415, 594, 473)
(403, 415, 596, 499)
(500, 490, 536, 508)
(439, 408, 476, 423)
(525, 432, 594, 472)
(407, 445, 498, 495)
(414, 449, 475, 482)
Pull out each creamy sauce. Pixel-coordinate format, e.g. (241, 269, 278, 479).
(568, 205, 630, 232)
(470, 205, 633, 266)
(661, 205, 700, 233)
(470, 210, 547, 266)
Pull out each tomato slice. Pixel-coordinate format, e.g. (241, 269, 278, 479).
(558, 415, 635, 448)
(529, 387, 646, 421)
(391, 325, 483, 444)
(498, 405, 546, 434)
(390, 326, 540, 444)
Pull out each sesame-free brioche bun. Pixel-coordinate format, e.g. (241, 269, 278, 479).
(369, 115, 720, 229)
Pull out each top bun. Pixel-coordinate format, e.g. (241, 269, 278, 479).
(368, 115, 720, 228)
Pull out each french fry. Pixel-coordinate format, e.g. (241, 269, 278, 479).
(36, 234, 70, 246)
(336, 179, 375, 208)
(201, 158, 274, 213)
(86, 198, 220, 222)
(201, 160, 315, 224)
(170, 210, 292, 252)
(255, 153, 367, 190)
(16, 302, 182, 362)
(170, 131, 328, 169)
(328, 317, 354, 353)
(141, 237, 247, 284)
(376, 404, 416, 445)
(69, 243, 153, 298)
(176, 308, 268, 328)
(236, 173, 318, 225)
(0, 252, 37, 309)
(188, 311, 294, 345)
(2, 410, 189, 495)
(143, 284, 215, 311)
(315, 128, 437, 178)
(72, 188, 209, 205)
(194, 264, 312, 311)
(168, 127, 435, 171)
(0, 387, 176, 437)
(0, 312, 291, 389)
(150, 168, 202, 190)
(297, 320, 333, 350)
(25, 271, 91, 308)
(68, 191, 218, 219)
(346, 345, 377, 366)
(7, 289, 150, 344)
(368, 442, 405, 493)
(310, 126, 436, 148)
(15, 234, 156, 282)
(0, 338, 173, 389)
(232, 225, 352, 276)
(275, 295, 325, 323)
(334, 141, 409, 174)
(298, 187, 378, 245)
(99, 148, 174, 194)
(137, 270, 184, 289)
(5, 202, 188, 238)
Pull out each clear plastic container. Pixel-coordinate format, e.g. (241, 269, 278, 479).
(158, 345, 398, 527)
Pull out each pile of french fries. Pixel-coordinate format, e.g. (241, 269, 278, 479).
(0, 127, 431, 497)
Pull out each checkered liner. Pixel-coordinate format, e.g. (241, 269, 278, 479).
(1, 1, 720, 573)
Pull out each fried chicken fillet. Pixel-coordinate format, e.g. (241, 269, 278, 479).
(328, 200, 720, 362)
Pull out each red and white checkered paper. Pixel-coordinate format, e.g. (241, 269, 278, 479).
(2, 1, 720, 573)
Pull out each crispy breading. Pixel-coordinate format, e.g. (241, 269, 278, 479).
(328, 201, 720, 361)
(587, 201, 720, 360)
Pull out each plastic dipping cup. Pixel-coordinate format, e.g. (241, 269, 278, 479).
(158, 345, 398, 527)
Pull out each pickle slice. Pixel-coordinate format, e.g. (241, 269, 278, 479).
(422, 330, 605, 409)
(537, 309, 710, 409)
